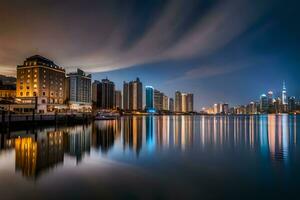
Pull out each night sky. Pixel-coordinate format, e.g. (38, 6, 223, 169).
(1, 0, 300, 110)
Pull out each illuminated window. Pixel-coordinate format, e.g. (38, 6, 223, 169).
(34, 84, 37, 88)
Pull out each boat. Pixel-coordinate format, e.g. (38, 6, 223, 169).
(95, 111, 120, 120)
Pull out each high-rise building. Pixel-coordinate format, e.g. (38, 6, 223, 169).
(260, 94, 268, 113)
(123, 81, 129, 110)
(222, 103, 229, 114)
(169, 98, 174, 112)
(67, 69, 91, 110)
(186, 93, 194, 112)
(175, 91, 182, 112)
(92, 80, 101, 108)
(114, 90, 122, 110)
(16, 55, 66, 113)
(181, 93, 187, 112)
(288, 96, 296, 112)
(274, 97, 282, 113)
(92, 78, 115, 109)
(154, 89, 163, 111)
(282, 81, 287, 105)
(145, 86, 154, 111)
(128, 78, 143, 111)
(101, 78, 115, 109)
(162, 95, 169, 111)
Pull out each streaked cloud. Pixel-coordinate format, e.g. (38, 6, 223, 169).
(0, 0, 268, 76)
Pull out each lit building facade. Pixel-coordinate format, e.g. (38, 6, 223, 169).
(16, 55, 66, 113)
(129, 78, 143, 111)
(260, 94, 268, 113)
(175, 91, 182, 112)
(145, 86, 154, 111)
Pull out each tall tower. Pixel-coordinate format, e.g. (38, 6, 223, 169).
(282, 81, 287, 105)
(145, 86, 154, 111)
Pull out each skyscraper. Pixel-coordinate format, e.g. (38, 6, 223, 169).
(114, 90, 122, 110)
(128, 78, 143, 111)
(288, 96, 296, 112)
(169, 98, 174, 112)
(145, 86, 154, 111)
(175, 91, 182, 112)
(186, 93, 194, 112)
(123, 81, 129, 111)
(16, 55, 66, 113)
(162, 95, 169, 111)
(67, 69, 91, 105)
(154, 89, 163, 111)
(101, 78, 115, 109)
(181, 93, 187, 112)
(282, 81, 287, 105)
(260, 94, 268, 113)
(92, 80, 101, 108)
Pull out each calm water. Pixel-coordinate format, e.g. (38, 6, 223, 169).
(0, 115, 300, 199)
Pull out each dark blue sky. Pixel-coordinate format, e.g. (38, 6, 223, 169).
(0, 0, 300, 110)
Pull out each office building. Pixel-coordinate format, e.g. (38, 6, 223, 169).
(123, 81, 129, 110)
(288, 96, 296, 112)
(92, 80, 101, 108)
(186, 93, 194, 112)
(260, 94, 268, 113)
(169, 98, 174, 112)
(154, 89, 163, 111)
(16, 55, 66, 113)
(115, 90, 122, 110)
(282, 81, 287, 105)
(67, 69, 91, 111)
(162, 95, 169, 111)
(145, 86, 154, 111)
(175, 91, 182, 112)
(127, 78, 143, 111)
(181, 93, 187, 112)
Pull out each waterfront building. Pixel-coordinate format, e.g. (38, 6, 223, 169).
(288, 96, 296, 112)
(187, 93, 194, 112)
(16, 55, 66, 113)
(260, 94, 268, 113)
(247, 102, 258, 114)
(222, 103, 229, 114)
(66, 69, 91, 112)
(0, 80, 16, 99)
(123, 81, 129, 111)
(92, 80, 101, 108)
(267, 91, 275, 113)
(181, 93, 187, 113)
(145, 86, 154, 112)
(274, 97, 282, 113)
(115, 90, 122, 110)
(175, 91, 182, 112)
(154, 89, 163, 111)
(169, 98, 174, 112)
(92, 78, 115, 110)
(128, 78, 143, 111)
(162, 95, 169, 111)
(282, 81, 287, 105)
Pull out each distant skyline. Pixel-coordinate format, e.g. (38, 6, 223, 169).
(1, 0, 300, 109)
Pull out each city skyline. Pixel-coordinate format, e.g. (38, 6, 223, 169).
(0, 0, 299, 110)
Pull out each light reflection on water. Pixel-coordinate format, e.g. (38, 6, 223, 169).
(0, 114, 299, 199)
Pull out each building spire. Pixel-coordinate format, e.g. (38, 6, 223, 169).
(283, 80, 286, 90)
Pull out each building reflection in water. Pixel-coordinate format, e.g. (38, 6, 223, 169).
(0, 114, 298, 179)
(15, 131, 64, 178)
(92, 120, 121, 153)
(123, 116, 143, 155)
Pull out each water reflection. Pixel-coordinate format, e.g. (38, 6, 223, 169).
(0, 115, 299, 180)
